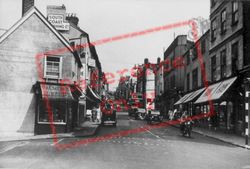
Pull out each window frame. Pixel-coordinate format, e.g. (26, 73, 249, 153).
(221, 9, 227, 34)
(44, 55, 63, 80)
(211, 55, 217, 82)
(211, 18, 217, 42)
(192, 68, 198, 89)
(231, 41, 239, 73)
(38, 100, 67, 124)
(220, 49, 227, 79)
(232, 2, 239, 25)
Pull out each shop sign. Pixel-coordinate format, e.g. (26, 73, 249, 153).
(41, 84, 72, 99)
(48, 14, 70, 31)
(88, 58, 96, 67)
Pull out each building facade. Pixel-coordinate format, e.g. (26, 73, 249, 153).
(173, 1, 250, 135)
(162, 35, 193, 114)
(0, 7, 82, 135)
(206, 0, 249, 134)
(47, 5, 103, 126)
(155, 57, 164, 112)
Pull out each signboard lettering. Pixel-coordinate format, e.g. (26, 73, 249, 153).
(48, 14, 70, 31)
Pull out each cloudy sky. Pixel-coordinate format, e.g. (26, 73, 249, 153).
(0, 0, 210, 90)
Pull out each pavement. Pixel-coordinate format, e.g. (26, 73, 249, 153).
(172, 123, 249, 149)
(0, 120, 101, 142)
(192, 126, 250, 149)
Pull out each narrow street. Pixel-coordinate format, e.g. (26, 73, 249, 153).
(0, 112, 250, 169)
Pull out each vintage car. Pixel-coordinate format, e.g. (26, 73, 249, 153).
(145, 99, 163, 124)
(101, 100, 117, 126)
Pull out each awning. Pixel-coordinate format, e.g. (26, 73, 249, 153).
(40, 83, 73, 100)
(86, 86, 101, 103)
(210, 77, 237, 100)
(195, 77, 237, 104)
(183, 88, 205, 103)
(174, 92, 193, 105)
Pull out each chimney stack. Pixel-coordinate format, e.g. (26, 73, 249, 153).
(22, 0, 34, 16)
(157, 57, 161, 64)
(66, 13, 79, 26)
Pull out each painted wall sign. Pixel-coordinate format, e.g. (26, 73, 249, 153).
(48, 14, 70, 31)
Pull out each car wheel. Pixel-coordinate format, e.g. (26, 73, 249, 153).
(134, 112, 138, 120)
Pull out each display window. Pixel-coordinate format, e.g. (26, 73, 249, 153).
(38, 100, 67, 124)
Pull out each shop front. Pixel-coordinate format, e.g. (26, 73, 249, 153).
(193, 77, 244, 134)
(34, 82, 76, 135)
(86, 85, 101, 110)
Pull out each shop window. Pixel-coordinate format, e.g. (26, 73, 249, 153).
(211, 55, 217, 82)
(44, 56, 62, 79)
(38, 100, 66, 124)
(211, 18, 217, 42)
(192, 68, 198, 89)
(221, 9, 227, 34)
(232, 2, 239, 25)
(220, 49, 227, 79)
(232, 42, 239, 74)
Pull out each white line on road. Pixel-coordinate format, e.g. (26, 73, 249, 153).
(50, 138, 64, 146)
(145, 129, 161, 139)
(0, 141, 29, 154)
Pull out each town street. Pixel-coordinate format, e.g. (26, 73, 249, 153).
(0, 112, 250, 169)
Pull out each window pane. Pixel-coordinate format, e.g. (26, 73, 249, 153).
(39, 101, 66, 123)
(45, 56, 61, 78)
(233, 2, 238, 12)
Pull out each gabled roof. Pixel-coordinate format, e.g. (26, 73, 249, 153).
(0, 6, 73, 53)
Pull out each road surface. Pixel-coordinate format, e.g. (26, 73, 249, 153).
(0, 112, 250, 169)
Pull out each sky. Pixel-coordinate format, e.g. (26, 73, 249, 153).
(0, 0, 210, 91)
